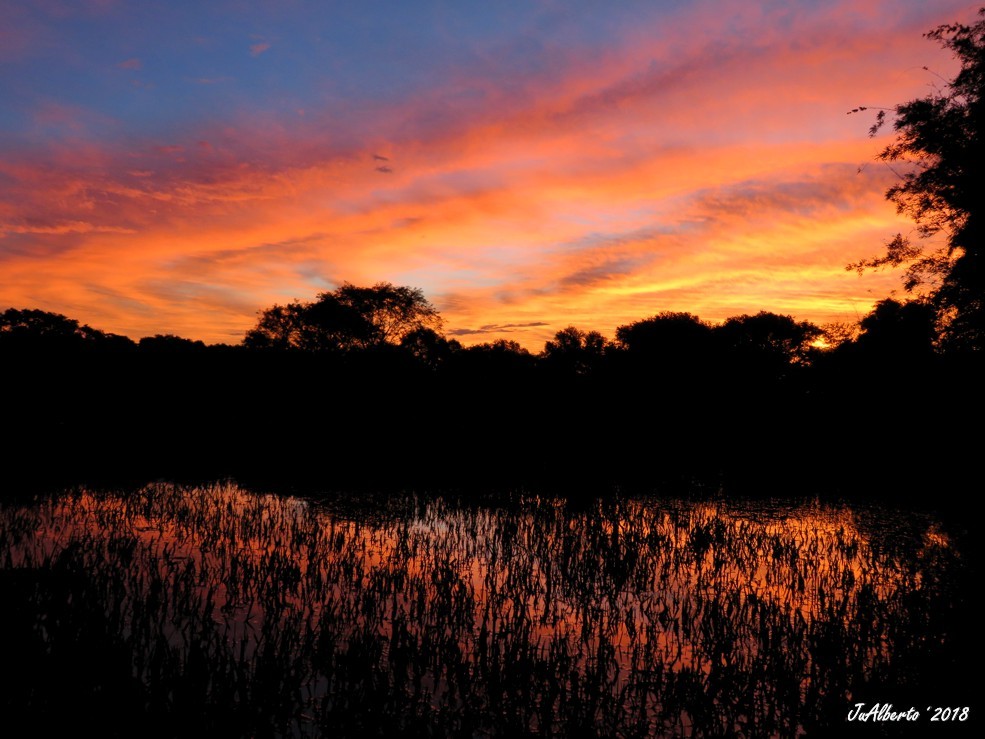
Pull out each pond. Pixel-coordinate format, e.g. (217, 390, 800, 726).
(0, 482, 975, 737)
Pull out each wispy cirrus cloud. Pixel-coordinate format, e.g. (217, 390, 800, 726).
(1, 221, 136, 236)
(448, 321, 550, 337)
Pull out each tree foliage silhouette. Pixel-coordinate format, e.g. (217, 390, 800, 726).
(851, 10, 985, 350)
(138, 334, 207, 352)
(400, 327, 460, 368)
(855, 298, 937, 359)
(542, 326, 608, 375)
(615, 312, 713, 364)
(0, 308, 133, 351)
(244, 282, 442, 351)
(715, 312, 822, 366)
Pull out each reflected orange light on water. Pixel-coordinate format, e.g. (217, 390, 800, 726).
(0, 483, 964, 736)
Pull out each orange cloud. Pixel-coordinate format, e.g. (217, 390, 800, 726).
(0, 0, 970, 346)
(1, 221, 135, 235)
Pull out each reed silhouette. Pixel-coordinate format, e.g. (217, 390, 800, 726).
(0, 483, 976, 737)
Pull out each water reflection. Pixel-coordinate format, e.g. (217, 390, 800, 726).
(0, 483, 971, 737)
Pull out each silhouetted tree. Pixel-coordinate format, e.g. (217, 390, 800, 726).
(455, 339, 536, 374)
(243, 302, 303, 350)
(464, 338, 529, 355)
(2, 308, 92, 342)
(614, 312, 714, 367)
(818, 322, 860, 349)
(542, 326, 608, 375)
(714, 312, 822, 366)
(243, 297, 375, 351)
(400, 327, 461, 368)
(854, 298, 938, 359)
(335, 283, 443, 343)
(0, 308, 134, 351)
(244, 282, 442, 352)
(851, 10, 985, 350)
(138, 334, 207, 352)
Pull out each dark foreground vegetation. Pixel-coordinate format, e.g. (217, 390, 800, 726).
(0, 482, 977, 737)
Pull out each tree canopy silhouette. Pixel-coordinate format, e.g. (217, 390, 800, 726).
(851, 10, 985, 350)
(854, 298, 937, 360)
(542, 326, 608, 375)
(715, 312, 822, 366)
(244, 282, 442, 351)
(138, 334, 207, 352)
(0, 308, 133, 351)
(615, 312, 714, 364)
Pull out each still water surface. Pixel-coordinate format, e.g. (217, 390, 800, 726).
(0, 482, 973, 737)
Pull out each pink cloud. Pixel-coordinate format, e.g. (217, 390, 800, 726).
(117, 57, 141, 70)
(250, 41, 271, 57)
(1, 220, 135, 235)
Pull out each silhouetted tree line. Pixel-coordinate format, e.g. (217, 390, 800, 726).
(3, 10, 983, 497)
(2, 286, 979, 497)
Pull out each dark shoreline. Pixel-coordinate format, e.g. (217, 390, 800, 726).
(3, 343, 981, 512)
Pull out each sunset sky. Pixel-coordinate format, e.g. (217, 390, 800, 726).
(0, 0, 977, 348)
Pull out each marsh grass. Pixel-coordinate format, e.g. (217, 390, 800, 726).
(0, 483, 973, 737)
